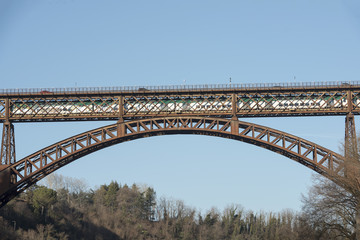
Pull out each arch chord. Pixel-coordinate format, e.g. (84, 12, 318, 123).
(0, 116, 344, 207)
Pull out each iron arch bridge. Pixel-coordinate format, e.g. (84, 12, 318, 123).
(0, 81, 358, 207)
(0, 117, 344, 207)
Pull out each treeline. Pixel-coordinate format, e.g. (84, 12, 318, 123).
(0, 176, 348, 240)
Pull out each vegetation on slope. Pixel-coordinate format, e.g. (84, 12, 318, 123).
(0, 173, 354, 240)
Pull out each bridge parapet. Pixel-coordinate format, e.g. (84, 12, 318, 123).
(0, 81, 359, 96)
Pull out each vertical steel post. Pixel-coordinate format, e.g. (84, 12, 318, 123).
(1, 99, 15, 165)
(345, 90, 357, 159)
(1, 123, 15, 165)
(231, 93, 239, 135)
(345, 113, 357, 157)
(0, 98, 15, 196)
(118, 95, 124, 122)
(117, 96, 125, 137)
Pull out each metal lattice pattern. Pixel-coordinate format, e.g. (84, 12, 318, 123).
(124, 94, 233, 117)
(0, 116, 343, 207)
(0, 100, 5, 119)
(0, 88, 357, 122)
(235, 91, 350, 115)
(351, 91, 360, 111)
(9, 96, 120, 121)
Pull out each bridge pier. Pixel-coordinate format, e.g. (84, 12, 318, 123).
(345, 113, 357, 158)
(231, 94, 239, 134)
(0, 98, 16, 199)
(1, 99, 15, 165)
(1, 122, 16, 165)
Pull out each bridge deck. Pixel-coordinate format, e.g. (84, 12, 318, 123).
(0, 81, 360, 122)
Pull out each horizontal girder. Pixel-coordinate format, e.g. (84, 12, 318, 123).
(0, 83, 360, 122)
(0, 116, 344, 207)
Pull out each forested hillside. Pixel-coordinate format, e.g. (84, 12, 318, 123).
(0, 175, 351, 240)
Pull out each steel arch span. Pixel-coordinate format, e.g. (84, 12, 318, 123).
(0, 116, 344, 207)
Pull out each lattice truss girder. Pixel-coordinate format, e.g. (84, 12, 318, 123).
(236, 90, 349, 114)
(8, 96, 120, 120)
(3, 117, 343, 197)
(0, 90, 356, 121)
(123, 91, 351, 117)
(123, 94, 233, 116)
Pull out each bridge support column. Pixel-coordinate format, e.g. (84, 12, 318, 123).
(231, 94, 238, 134)
(1, 98, 15, 165)
(231, 116, 239, 135)
(345, 113, 357, 159)
(116, 95, 126, 137)
(1, 122, 16, 165)
(0, 98, 16, 197)
(117, 120, 126, 137)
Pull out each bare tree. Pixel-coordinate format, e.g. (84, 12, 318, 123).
(302, 136, 360, 239)
(302, 175, 356, 239)
(43, 173, 88, 194)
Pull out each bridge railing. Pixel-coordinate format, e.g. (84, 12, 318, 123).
(0, 81, 359, 95)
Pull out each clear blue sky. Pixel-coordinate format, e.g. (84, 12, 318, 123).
(1, 0, 360, 213)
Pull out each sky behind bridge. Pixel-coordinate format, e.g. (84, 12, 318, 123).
(0, 0, 360, 213)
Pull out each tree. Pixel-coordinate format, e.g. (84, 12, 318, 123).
(104, 181, 120, 211)
(31, 186, 57, 218)
(142, 187, 156, 221)
(301, 136, 360, 239)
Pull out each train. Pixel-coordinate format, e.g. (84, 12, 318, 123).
(10, 97, 353, 116)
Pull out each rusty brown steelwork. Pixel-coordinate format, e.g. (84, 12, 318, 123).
(0, 81, 360, 122)
(0, 81, 358, 207)
(1, 99, 15, 166)
(0, 116, 344, 207)
(0, 122, 15, 165)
